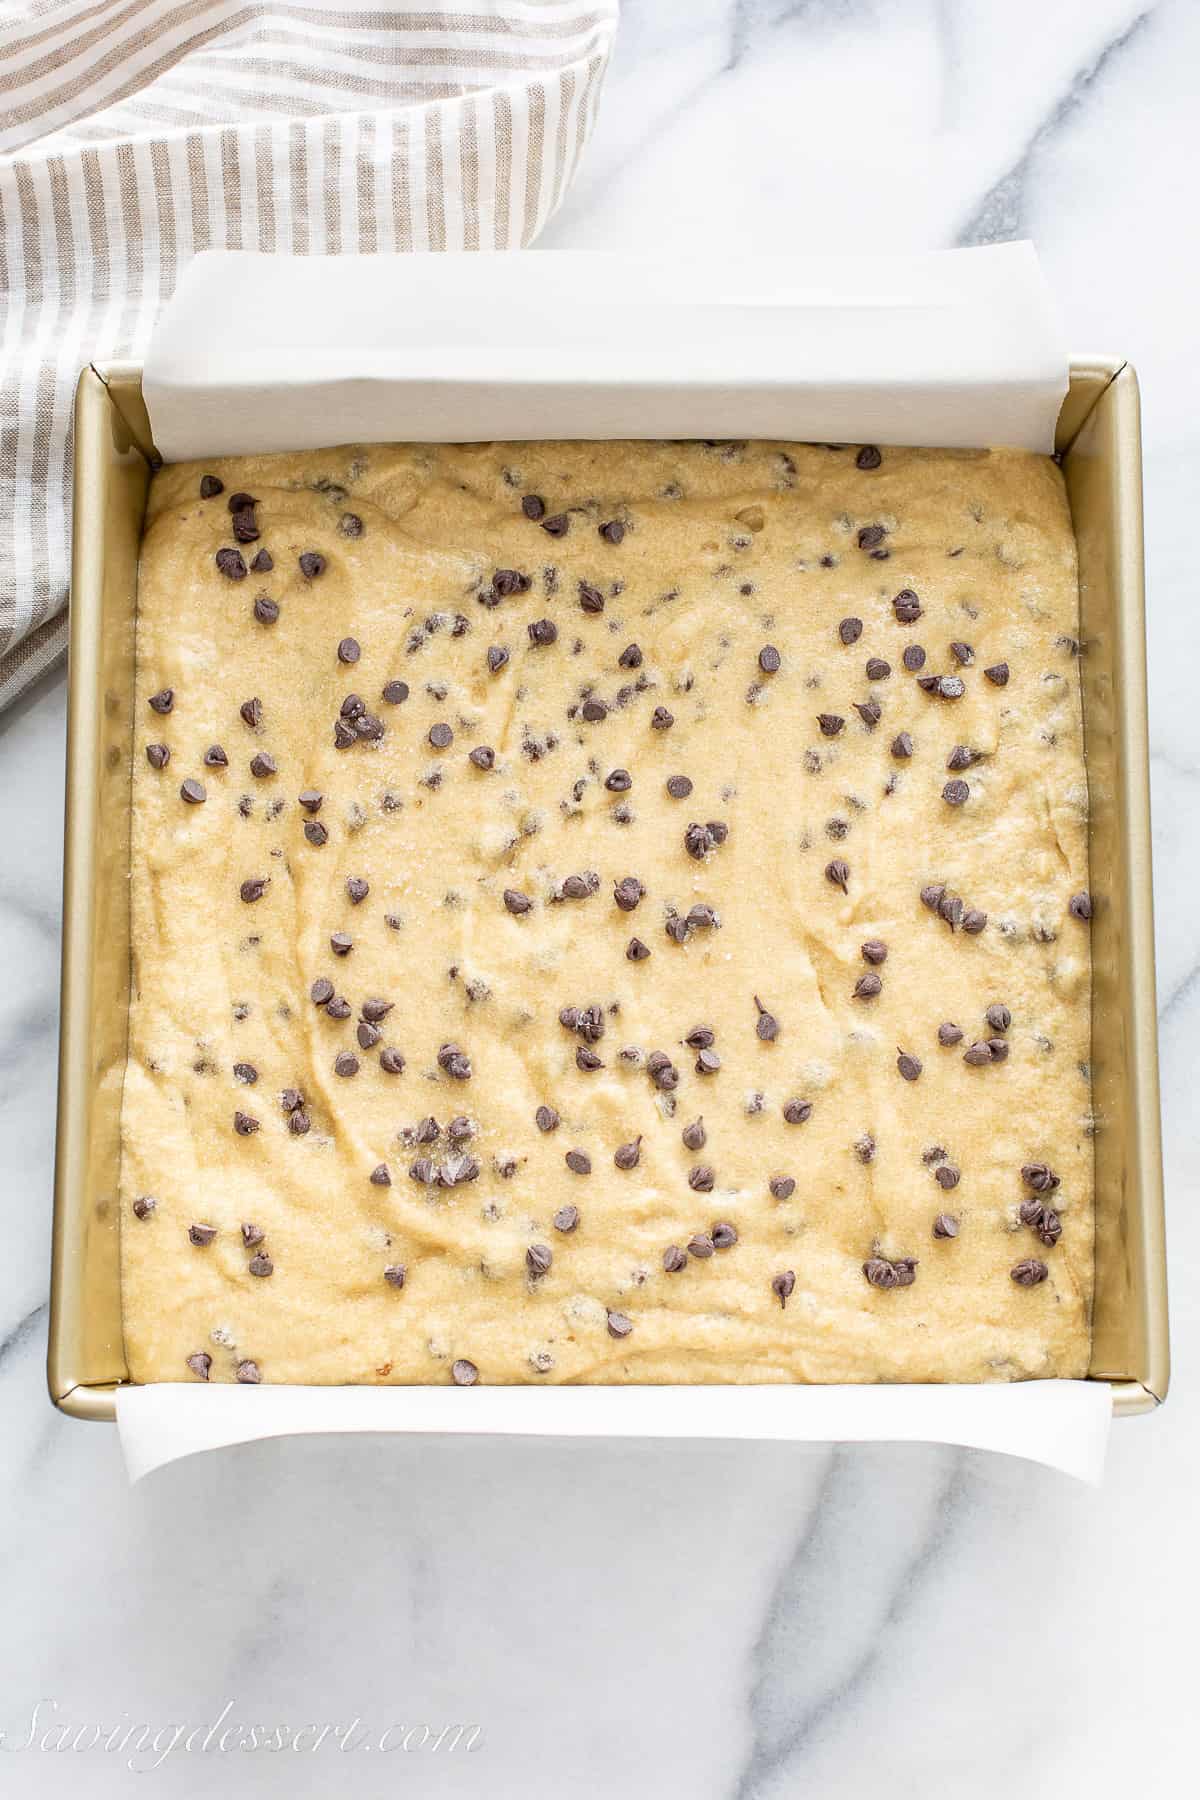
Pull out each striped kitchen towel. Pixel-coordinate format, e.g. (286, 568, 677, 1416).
(0, 0, 618, 712)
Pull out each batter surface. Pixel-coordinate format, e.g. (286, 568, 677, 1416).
(121, 439, 1094, 1386)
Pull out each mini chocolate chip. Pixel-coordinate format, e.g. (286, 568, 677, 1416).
(553, 1203, 579, 1233)
(711, 1220, 737, 1249)
(891, 731, 913, 759)
(526, 1243, 553, 1277)
(605, 767, 632, 793)
(606, 1310, 633, 1339)
(962, 908, 988, 934)
(541, 514, 569, 538)
(754, 996, 779, 1041)
(651, 706, 674, 730)
(865, 657, 891, 681)
(817, 713, 845, 737)
(599, 519, 625, 544)
(935, 1164, 960, 1190)
(216, 547, 247, 580)
(614, 1137, 642, 1170)
(204, 744, 228, 767)
(452, 1358, 479, 1385)
(187, 1353, 212, 1380)
(251, 550, 273, 574)
(239, 877, 268, 903)
(893, 588, 921, 623)
(233, 1063, 258, 1085)
(326, 996, 352, 1019)
(180, 778, 206, 805)
(253, 596, 279, 625)
(772, 1269, 797, 1308)
(241, 1221, 264, 1248)
(248, 1251, 274, 1278)
(382, 1264, 407, 1291)
(576, 1046, 603, 1072)
(1022, 1162, 1060, 1192)
(984, 662, 1010, 686)
(937, 1022, 963, 1046)
(855, 700, 882, 729)
(854, 972, 882, 999)
(896, 1049, 922, 1082)
(330, 932, 353, 956)
(688, 1233, 715, 1259)
(681, 1118, 706, 1151)
(1011, 1258, 1049, 1286)
(858, 524, 886, 550)
(618, 643, 643, 669)
(613, 876, 644, 911)
(200, 474, 224, 498)
(962, 1041, 993, 1066)
(933, 1213, 959, 1239)
(145, 742, 169, 769)
(410, 1156, 436, 1184)
(1069, 891, 1093, 922)
(565, 1149, 591, 1175)
(825, 858, 849, 893)
(528, 618, 558, 647)
(239, 696, 262, 729)
(665, 775, 694, 802)
(987, 1037, 1010, 1061)
(855, 445, 882, 470)
(428, 722, 453, 749)
(502, 888, 532, 916)
(663, 1245, 688, 1273)
(759, 644, 781, 673)
(860, 941, 888, 967)
(949, 640, 974, 666)
(380, 1048, 406, 1074)
(189, 1222, 218, 1246)
(298, 551, 326, 578)
(304, 820, 328, 847)
(437, 1041, 472, 1080)
(250, 752, 276, 779)
(310, 977, 334, 1005)
(943, 778, 970, 806)
(770, 1174, 798, 1202)
(522, 494, 546, 521)
(357, 1021, 381, 1050)
(578, 581, 605, 615)
(986, 1003, 1011, 1033)
(838, 617, 863, 646)
(337, 636, 361, 665)
(148, 688, 174, 715)
(626, 937, 650, 961)
(334, 1051, 359, 1077)
(536, 1104, 559, 1133)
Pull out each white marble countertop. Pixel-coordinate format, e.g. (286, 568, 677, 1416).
(2, 1, 1196, 1793)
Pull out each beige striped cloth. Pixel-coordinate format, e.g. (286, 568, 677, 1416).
(0, 0, 618, 711)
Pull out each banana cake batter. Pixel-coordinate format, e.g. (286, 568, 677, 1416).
(121, 439, 1094, 1386)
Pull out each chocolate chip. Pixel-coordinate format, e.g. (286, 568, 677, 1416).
(962, 1041, 993, 1066)
(985, 1003, 1011, 1033)
(216, 547, 247, 580)
(901, 645, 926, 673)
(984, 662, 1010, 686)
(524, 1242, 553, 1279)
(248, 1251, 274, 1278)
(302, 820, 327, 847)
(452, 1358, 479, 1385)
(380, 1048, 406, 1074)
(578, 581, 605, 615)
(896, 1049, 922, 1081)
(576, 1046, 603, 1072)
(612, 1136, 643, 1172)
(890, 731, 914, 760)
(357, 1021, 381, 1050)
(502, 887, 533, 917)
(663, 1245, 688, 1273)
(618, 643, 643, 669)
(859, 941, 887, 969)
(613, 876, 644, 912)
(1011, 1258, 1049, 1286)
(437, 1042, 472, 1080)
(410, 1156, 436, 1184)
(854, 972, 882, 999)
(325, 996, 352, 1019)
(865, 658, 891, 681)
(232, 1063, 258, 1086)
(651, 706, 674, 731)
(553, 1203, 579, 1233)
(599, 519, 625, 544)
(933, 1213, 959, 1239)
(239, 877, 268, 903)
(854, 700, 882, 730)
(892, 588, 921, 623)
(759, 644, 781, 673)
(188, 1222, 217, 1246)
(754, 996, 779, 1041)
(187, 1353, 212, 1380)
(855, 445, 882, 471)
(200, 474, 224, 498)
(239, 696, 262, 729)
(429, 722, 453, 749)
(817, 713, 845, 737)
(962, 908, 988, 934)
(825, 858, 849, 894)
(541, 514, 569, 538)
(144, 742, 170, 770)
(681, 1118, 706, 1152)
(943, 778, 970, 806)
(522, 494, 546, 521)
(250, 752, 276, 779)
(863, 1255, 917, 1289)
(330, 931, 353, 956)
(565, 1149, 591, 1175)
(606, 1310, 633, 1339)
(334, 1051, 359, 1077)
(783, 1098, 812, 1125)
(1022, 1162, 1060, 1192)
(838, 617, 863, 646)
(528, 618, 558, 647)
(933, 1163, 960, 1191)
(626, 937, 650, 961)
(203, 744, 228, 768)
(180, 777, 206, 805)
(336, 636, 361, 666)
(298, 551, 326, 578)
(771, 1269, 797, 1308)
(1069, 891, 1093, 922)
(536, 1105, 559, 1133)
(858, 524, 887, 550)
(711, 1220, 737, 1249)
(687, 1230, 716, 1260)
(148, 689, 174, 716)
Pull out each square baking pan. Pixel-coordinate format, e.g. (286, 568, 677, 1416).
(47, 359, 1168, 1421)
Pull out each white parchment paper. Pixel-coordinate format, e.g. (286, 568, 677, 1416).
(124, 243, 1104, 1483)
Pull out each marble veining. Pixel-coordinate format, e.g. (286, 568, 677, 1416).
(1, 0, 1196, 1793)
